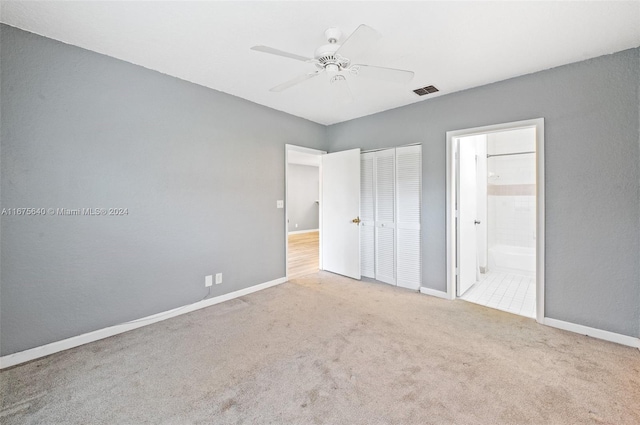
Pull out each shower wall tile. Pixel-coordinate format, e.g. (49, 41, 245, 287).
(487, 129, 536, 249)
(487, 184, 536, 196)
(488, 195, 536, 248)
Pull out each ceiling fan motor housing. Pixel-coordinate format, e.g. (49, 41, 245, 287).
(313, 27, 350, 71)
(314, 43, 350, 71)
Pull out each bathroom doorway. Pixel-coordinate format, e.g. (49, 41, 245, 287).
(446, 119, 545, 322)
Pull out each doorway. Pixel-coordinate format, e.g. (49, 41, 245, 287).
(446, 119, 545, 323)
(285, 145, 325, 279)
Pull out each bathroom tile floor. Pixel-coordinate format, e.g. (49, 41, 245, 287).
(461, 270, 536, 318)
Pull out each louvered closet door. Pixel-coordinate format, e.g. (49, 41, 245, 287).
(396, 145, 422, 290)
(375, 149, 396, 285)
(360, 152, 375, 278)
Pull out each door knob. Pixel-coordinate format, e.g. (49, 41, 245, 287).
(474, 220, 481, 225)
(352, 217, 361, 224)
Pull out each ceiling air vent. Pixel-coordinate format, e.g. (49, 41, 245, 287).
(413, 85, 439, 96)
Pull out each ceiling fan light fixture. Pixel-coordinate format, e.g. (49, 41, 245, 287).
(326, 64, 340, 76)
(329, 74, 353, 104)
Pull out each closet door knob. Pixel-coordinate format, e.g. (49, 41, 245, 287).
(352, 217, 361, 224)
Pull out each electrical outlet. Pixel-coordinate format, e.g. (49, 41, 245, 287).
(205, 275, 213, 287)
(276, 200, 284, 209)
(295, 223, 298, 228)
(215, 273, 222, 284)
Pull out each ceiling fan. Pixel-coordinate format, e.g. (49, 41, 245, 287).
(250, 25, 414, 102)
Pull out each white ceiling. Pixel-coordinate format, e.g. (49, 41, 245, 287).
(2, 1, 639, 125)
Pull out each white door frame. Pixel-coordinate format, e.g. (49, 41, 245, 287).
(285, 145, 326, 280)
(445, 118, 545, 323)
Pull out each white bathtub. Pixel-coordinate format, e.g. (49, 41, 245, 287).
(488, 245, 536, 274)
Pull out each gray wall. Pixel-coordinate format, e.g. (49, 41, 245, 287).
(0, 25, 326, 356)
(327, 48, 640, 338)
(1, 24, 638, 357)
(287, 164, 319, 232)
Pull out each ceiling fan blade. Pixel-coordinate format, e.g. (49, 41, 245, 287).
(251, 45, 312, 62)
(351, 64, 414, 84)
(330, 75, 353, 104)
(270, 70, 323, 92)
(335, 24, 381, 61)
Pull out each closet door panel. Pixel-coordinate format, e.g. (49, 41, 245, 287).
(396, 145, 422, 290)
(375, 149, 396, 285)
(361, 228, 375, 278)
(375, 150, 395, 224)
(375, 226, 395, 284)
(397, 229, 421, 289)
(396, 145, 421, 224)
(360, 153, 375, 278)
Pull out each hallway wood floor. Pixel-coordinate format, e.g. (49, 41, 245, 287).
(287, 231, 319, 279)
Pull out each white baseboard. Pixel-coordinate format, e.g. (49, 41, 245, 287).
(419, 287, 450, 300)
(288, 229, 319, 235)
(0, 277, 287, 369)
(543, 317, 640, 349)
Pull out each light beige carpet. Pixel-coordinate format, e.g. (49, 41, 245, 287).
(1, 272, 639, 424)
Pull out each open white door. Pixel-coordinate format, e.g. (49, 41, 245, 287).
(457, 138, 479, 296)
(321, 149, 361, 279)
